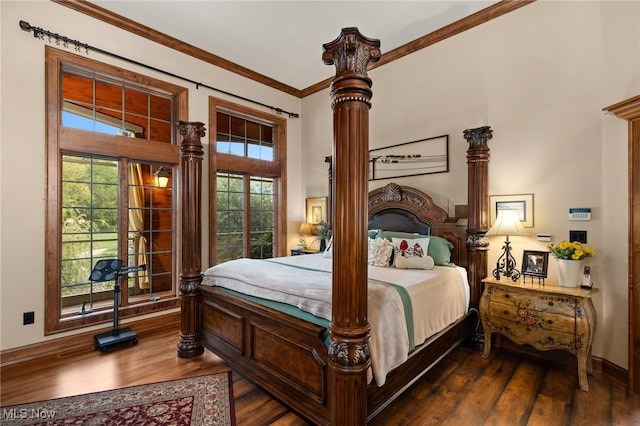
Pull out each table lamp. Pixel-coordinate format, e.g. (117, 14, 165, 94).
(299, 223, 314, 248)
(487, 208, 527, 280)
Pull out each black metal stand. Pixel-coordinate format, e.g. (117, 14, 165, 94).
(90, 260, 146, 352)
(492, 237, 521, 282)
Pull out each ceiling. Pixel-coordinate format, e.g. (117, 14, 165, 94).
(91, 1, 498, 91)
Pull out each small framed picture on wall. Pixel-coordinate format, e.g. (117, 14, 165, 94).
(306, 197, 328, 224)
(489, 194, 534, 228)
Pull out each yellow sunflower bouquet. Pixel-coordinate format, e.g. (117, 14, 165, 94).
(548, 241, 595, 260)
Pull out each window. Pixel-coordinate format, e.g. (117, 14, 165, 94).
(209, 98, 287, 265)
(216, 173, 275, 263)
(45, 47, 187, 334)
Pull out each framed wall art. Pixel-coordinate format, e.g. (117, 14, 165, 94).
(489, 193, 534, 228)
(369, 135, 449, 181)
(305, 197, 327, 224)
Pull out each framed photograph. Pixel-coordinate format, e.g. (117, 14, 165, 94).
(306, 197, 327, 224)
(489, 193, 534, 228)
(522, 250, 549, 278)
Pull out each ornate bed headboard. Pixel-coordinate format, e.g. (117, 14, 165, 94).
(368, 182, 468, 268)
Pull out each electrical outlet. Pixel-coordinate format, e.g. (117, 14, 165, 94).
(23, 311, 34, 325)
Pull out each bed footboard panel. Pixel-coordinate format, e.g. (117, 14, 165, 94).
(198, 287, 331, 425)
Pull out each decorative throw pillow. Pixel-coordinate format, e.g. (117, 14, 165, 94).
(322, 236, 333, 258)
(425, 235, 454, 266)
(391, 237, 435, 270)
(379, 231, 454, 266)
(367, 237, 394, 267)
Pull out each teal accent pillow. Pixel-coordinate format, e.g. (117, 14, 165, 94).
(368, 229, 381, 239)
(378, 231, 454, 266)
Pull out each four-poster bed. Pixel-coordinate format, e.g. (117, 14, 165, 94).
(176, 28, 492, 425)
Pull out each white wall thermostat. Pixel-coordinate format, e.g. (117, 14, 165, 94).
(581, 265, 592, 288)
(569, 208, 591, 221)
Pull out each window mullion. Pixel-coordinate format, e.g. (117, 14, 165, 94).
(118, 158, 129, 307)
(243, 176, 251, 258)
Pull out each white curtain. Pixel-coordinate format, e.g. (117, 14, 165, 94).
(128, 163, 149, 289)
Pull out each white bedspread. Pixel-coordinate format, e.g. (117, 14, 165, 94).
(202, 254, 468, 386)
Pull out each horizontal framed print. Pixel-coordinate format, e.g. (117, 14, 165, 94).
(369, 135, 449, 181)
(306, 197, 327, 224)
(489, 193, 534, 228)
(522, 250, 549, 279)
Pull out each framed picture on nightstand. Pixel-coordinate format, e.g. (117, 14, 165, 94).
(522, 250, 549, 279)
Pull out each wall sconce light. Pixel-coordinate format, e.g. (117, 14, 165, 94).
(153, 166, 171, 188)
(487, 209, 527, 281)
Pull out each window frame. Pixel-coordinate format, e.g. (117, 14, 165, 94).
(208, 97, 287, 265)
(45, 47, 188, 334)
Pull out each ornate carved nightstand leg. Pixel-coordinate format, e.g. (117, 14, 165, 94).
(577, 350, 590, 391)
(482, 330, 491, 358)
(480, 286, 492, 358)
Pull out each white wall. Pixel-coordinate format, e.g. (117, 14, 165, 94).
(0, 1, 303, 350)
(302, 1, 639, 369)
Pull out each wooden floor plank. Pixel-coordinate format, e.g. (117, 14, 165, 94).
(441, 349, 520, 425)
(526, 394, 570, 426)
(611, 385, 640, 426)
(570, 376, 611, 425)
(484, 359, 546, 426)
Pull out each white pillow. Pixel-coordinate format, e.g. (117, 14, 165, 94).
(368, 237, 394, 267)
(322, 237, 333, 258)
(391, 237, 434, 270)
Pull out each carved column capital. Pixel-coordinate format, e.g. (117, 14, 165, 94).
(178, 121, 205, 158)
(178, 120, 206, 141)
(323, 28, 381, 109)
(322, 27, 381, 78)
(463, 126, 493, 148)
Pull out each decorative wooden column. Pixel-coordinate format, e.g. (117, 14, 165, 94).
(177, 121, 206, 358)
(322, 28, 381, 425)
(463, 126, 492, 311)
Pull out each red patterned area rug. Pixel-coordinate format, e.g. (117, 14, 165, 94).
(1, 372, 235, 425)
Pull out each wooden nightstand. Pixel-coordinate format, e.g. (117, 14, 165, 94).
(480, 277, 598, 391)
(290, 249, 320, 256)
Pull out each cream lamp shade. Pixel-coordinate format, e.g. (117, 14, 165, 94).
(487, 209, 526, 237)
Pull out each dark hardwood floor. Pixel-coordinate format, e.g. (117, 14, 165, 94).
(2, 326, 640, 425)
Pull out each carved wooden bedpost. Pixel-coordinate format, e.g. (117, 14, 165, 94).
(463, 126, 492, 311)
(323, 28, 381, 425)
(177, 121, 206, 358)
